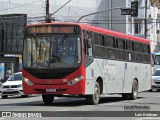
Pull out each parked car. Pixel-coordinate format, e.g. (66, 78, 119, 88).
(0, 79, 7, 84)
(0, 72, 29, 99)
(151, 69, 160, 92)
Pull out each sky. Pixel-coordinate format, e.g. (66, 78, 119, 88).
(0, 0, 99, 22)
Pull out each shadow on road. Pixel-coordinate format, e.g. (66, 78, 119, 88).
(0, 95, 145, 107)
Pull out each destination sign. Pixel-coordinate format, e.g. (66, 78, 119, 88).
(26, 25, 79, 34)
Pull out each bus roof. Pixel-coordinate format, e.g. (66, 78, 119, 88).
(26, 22, 150, 44)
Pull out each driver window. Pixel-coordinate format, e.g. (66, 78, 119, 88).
(84, 31, 93, 56)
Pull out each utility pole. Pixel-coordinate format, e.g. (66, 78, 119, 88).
(145, 0, 147, 39)
(45, 0, 50, 23)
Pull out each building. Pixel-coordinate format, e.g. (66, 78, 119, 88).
(0, 0, 159, 79)
(149, 0, 159, 52)
(151, 0, 160, 52)
(158, 9, 160, 52)
(0, 0, 153, 36)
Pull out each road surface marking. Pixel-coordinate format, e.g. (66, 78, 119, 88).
(0, 118, 5, 120)
(137, 117, 160, 120)
(57, 109, 70, 111)
(98, 102, 117, 106)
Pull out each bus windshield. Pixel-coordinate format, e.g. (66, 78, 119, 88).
(23, 35, 81, 69)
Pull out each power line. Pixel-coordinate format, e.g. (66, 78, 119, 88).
(77, 7, 121, 22)
(50, 0, 72, 18)
(0, 0, 40, 11)
(0, 17, 160, 23)
(0, 21, 159, 27)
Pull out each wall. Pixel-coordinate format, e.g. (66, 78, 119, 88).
(111, 0, 126, 33)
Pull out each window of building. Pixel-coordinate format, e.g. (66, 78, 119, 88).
(134, 20, 143, 34)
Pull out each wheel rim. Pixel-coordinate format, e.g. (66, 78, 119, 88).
(133, 82, 138, 97)
(94, 85, 100, 101)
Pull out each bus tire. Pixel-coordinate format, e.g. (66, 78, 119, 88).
(86, 82, 100, 105)
(42, 94, 54, 105)
(129, 80, 138, 100)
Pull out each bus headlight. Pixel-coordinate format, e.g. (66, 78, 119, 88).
(68, 76, 84, 86)
(23, 77, 33, 86)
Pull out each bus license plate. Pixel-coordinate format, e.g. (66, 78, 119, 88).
(46, 89, 56, 92)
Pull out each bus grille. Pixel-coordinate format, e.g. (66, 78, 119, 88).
(31, 72, 71, 79)
(24, 68, 77, 79)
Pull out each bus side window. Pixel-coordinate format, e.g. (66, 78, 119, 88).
(144, 44, 151, 64)
(84, 31, 93, 56)
(126, 40, 135, 61)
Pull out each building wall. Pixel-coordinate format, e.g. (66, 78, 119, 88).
(151, 0, 160, 52)
(111, 0, 126, 33)
(149, 0, 160, 52)
(149, 6, 159, 52)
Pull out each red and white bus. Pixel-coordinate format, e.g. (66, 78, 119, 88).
(22, 22, 151, 105)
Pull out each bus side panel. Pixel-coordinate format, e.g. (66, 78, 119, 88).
(104, 60, 125, 93)
(85, 59, 125, 94)
(124, 62, 140, 93)
(85, 59, 104, 95)
(124, 62, 151, 93)
(139, 64, 151, 91)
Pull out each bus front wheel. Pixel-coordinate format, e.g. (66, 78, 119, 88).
(42, 94, 54, 105)
(86, 82, 100, 105)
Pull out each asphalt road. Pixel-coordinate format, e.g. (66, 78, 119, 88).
(0, 91, 160, 120)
